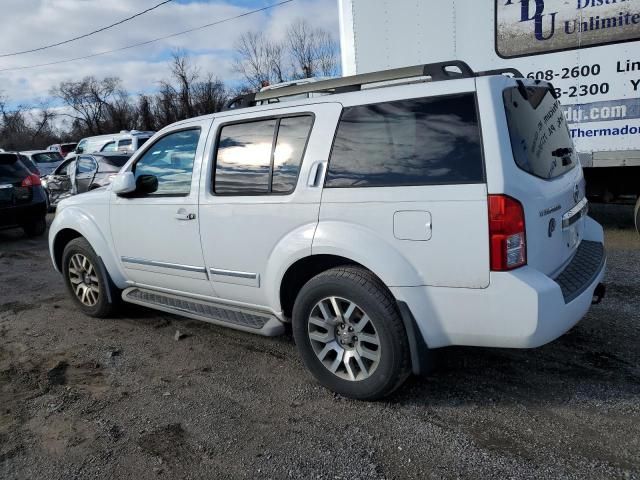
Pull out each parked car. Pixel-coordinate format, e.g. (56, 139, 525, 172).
(42, 153, 130, 210)
(21, 150, 64, 176)
(47, 143, 77, 159)
(99, 130, 155, 154)
(0, 152, 47, 236)
(49, 62, 606, 400)
(67, 131, 155, 161)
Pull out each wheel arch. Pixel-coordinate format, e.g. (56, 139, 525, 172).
(49, 207, 127, 287)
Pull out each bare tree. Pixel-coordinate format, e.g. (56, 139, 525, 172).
(234, 31, 288, 89)
(50, 76, 121, 135)
(287, 19, 339, 79)
(192, 73, 228, 115)
(170, 50, 200, 118)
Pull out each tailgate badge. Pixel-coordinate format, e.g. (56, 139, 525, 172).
(548, 218, 556, 238)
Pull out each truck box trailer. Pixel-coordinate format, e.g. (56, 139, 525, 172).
(338, 0, 640, 226)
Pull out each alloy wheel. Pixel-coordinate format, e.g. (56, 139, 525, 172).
(307, 296, 381, 381)
(68, 253, 100, 307)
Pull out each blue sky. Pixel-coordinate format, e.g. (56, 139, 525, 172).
(0, 0, 339, 108)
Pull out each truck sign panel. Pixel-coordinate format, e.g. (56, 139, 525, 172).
(496, 0, 640, 58)
(339, 0, 640, 166)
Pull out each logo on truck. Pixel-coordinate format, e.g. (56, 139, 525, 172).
(496, 0, 640, 58)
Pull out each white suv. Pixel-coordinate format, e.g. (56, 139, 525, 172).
(49, 62, 606, 400)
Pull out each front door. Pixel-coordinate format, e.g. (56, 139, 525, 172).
(75, 155, 98, 193)
(110, 120, 214, 297)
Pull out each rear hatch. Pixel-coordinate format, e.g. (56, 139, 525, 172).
(503, 83, 587, 277)
(0, 153, 37, 210)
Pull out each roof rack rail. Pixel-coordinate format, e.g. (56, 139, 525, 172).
(225, 61, 523, 110)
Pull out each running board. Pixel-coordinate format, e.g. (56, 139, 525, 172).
(122, 287, 285, 337)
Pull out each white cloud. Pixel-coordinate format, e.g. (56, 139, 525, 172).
(0, 0, 339, 105)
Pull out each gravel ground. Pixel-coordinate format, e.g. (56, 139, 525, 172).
(1, 205, 639, 479)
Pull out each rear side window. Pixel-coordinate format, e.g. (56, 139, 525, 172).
(0, 154, 30, 183)
(214, 115, 313, 195)
(326, 94, 484, 188)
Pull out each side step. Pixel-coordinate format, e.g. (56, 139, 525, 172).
(122, 287, 285, 337)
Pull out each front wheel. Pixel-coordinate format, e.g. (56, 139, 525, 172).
(62, 238, 120, 318)
(292, 267, 411, 400)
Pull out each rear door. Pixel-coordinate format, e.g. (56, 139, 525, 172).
(198, 103, 343, 308)
(318, 80, 490, 288)
(496, 79, 586, 277)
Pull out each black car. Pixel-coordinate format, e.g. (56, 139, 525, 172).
(0, 152, 48, 236)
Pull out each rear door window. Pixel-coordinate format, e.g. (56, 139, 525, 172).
(214, 115, 313, 195)
(326, 94, 484, 188)
(503, 85, 577, 179)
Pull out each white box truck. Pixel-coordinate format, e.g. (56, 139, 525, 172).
(338, 0, 640, 229)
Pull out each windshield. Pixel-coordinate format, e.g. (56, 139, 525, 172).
(33, 152, 63, 163)
(503, 84, 577, 180)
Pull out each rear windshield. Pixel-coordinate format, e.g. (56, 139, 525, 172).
(98, 155, 129, 172)
(0, 153, 30, 183)
(33, 152, 63, 163)
(503, 84, 577, 179)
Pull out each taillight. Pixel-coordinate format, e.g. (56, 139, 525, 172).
(488, 195, 526, 271)
(21, 174, 41, 187)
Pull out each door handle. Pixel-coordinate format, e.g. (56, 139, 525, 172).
(307, 161, 326, 187)
(175, 211, 196, 221)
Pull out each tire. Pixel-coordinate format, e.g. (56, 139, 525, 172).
(292, 266, 411, 400)
(635, 196, 640, 236)
(23, 217, 47, 237)
(62, 237, 120, 318)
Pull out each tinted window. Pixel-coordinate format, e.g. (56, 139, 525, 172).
(0, 154, 29, 183)
(77, 156, 96, 174)
(134, 129, 200, 196)
(215, 119, 277, 194)
(214, 115, 312, 195)
(326, 94, 484, 188)
(33, 152, 63, 163)
(19, 155, 40, 175)
(504, 86, 577, 179)
(138, 137, 150, 148)
(118, 139, 132, 152)
(272, 116, 313, 193)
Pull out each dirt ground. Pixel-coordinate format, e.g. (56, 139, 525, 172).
(1, 204, 639, 479)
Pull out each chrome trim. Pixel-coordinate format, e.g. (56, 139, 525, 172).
(209, 268, 258, 280)
(562, 197, 589, 229)
(121, 256, 206, 274)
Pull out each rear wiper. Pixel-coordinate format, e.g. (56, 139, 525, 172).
(552, 147, 573, 166)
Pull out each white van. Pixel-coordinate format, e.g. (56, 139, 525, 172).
(49, 63, 606, 400)
(69, 130, 155, 159)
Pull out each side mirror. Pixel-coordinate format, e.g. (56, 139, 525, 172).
(111, 172, 136, 195)
(136, 174, 158, 195)
(76, 146, 84, 154)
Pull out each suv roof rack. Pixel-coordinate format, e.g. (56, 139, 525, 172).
(225, 61, 522, 110)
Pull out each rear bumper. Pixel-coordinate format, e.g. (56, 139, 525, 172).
(0, 200, 47, 227)
(392, 216, 606, 349)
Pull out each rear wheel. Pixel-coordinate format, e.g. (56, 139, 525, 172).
(292, 267, 411, 400)
(635, 196, 640, 235)
(62, 238, 120, 318)
(23, 217, 47, 237)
